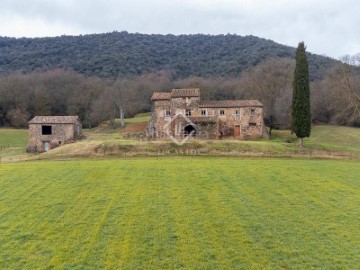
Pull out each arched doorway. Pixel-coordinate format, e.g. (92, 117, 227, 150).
(184, 125, 196, 137)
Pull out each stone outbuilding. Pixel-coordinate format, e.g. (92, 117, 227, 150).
(146, 88, 269, 140)
(27, 116, 82, 152)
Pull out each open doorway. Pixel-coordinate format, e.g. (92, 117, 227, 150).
(184, 125, 196, 137)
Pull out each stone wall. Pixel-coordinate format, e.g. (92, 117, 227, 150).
(147, 97, 268, 140)
(27, 123, 81, 152)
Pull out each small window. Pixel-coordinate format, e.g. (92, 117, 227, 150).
(185, 109, 192, 116)
(220, 110, 225, 115)
(250, 109, 256, 115)
(165, 110, 171, 117)
(201, 109, 207, 116)
(42, 125, 52, 135)
(59, 141, 62, 145)
(249, 122, 257, 126)
(235, 110, 240, 116)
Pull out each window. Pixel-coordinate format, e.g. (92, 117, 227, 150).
(165, 110, 171, 117)
(201, 109, 207, 116)
(220, 109, 225, 115)
(249, 122, 257, 126)
(235, 110, 240, 116)
(250, 109, 256, 115)
(185, 109, 192, 116)
(42, 125, 52, 135)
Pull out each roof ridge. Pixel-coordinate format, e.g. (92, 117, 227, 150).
(199, 100, 263, 108)
(170, 88, 200, 97)
(28, 116, 80, 124)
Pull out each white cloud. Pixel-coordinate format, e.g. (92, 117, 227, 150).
(0, 0, 359, 58)
(0, 16, 82, 37)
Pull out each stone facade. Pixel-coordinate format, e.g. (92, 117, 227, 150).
(146, 88, 269, 140)
(27, 116, 82, 152)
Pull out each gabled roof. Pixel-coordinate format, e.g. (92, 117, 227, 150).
(28, 116, 80, 124)
(199, 100, 263, 108)
(171, 88, 200, 98)
(151, 92, 171, 101)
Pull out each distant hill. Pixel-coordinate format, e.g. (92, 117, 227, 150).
(0, 31, 337, 80)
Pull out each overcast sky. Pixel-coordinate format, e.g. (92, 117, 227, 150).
(1, 0, 359, 59)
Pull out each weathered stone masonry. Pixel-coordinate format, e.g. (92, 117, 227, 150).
(27, 116, 82, 152)
(146, 88, 269, 140)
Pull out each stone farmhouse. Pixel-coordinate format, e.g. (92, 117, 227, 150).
(27, 116, 82, 152)
(147, 88, 269, 140)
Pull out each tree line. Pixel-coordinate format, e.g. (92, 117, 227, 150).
(0, 56, 359, 129)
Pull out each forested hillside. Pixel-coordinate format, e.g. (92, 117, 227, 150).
(0, 32, 336, 80)
(1, 32, 358, 129)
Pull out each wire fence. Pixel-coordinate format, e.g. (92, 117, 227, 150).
(0, 144, 27, 150)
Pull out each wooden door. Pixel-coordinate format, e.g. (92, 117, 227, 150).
(234, 125, 241, 137)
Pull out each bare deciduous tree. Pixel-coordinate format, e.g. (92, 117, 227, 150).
(234, 58, 295, 137)
(327, 54, 360, 125)
(7, 108, 30, 128)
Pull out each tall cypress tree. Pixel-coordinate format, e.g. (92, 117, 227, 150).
(292, 42, 311, 147)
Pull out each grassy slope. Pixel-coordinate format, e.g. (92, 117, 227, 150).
(1, 121, 360, 161)
(73, 124, 360, 160)
(0, 158, 359, 269)
(273, 125, 360, 152)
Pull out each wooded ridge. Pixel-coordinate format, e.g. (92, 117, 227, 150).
(0, 31, 336, 80)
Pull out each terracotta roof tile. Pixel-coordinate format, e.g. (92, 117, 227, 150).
(171, 88, 200, 98)
(199, 100, 263, 108)
(28, 116, 80, 124)
(151, 92, 171, 100)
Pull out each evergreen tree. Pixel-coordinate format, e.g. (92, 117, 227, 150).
(292, 42, 311, 147)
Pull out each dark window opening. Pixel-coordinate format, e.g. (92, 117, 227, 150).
(165, 110, 171, 116)
(201, 109, 207, 116)
(249, 122, 257, 126)
(250, 109, 256, 115)
(185, 109, 192, 116)
(42, 125, 52, 135)
(220, 109, 225, 115)
(235, 110, 240, 116)
(184, 125, 196, 136)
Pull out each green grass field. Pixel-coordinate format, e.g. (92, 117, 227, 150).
(0, 128, 29, 159)
(0, 158, 359, 269)
(0, 128, 28, 146)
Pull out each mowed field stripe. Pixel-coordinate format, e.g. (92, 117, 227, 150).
(0, 158, 359, 269)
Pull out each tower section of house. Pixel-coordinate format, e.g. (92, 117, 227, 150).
(27, 116, 82, 152)
(147, 88, 269, 139)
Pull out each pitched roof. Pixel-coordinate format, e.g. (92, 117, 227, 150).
(199, 100, 263, 108)
(171, 88, 200, 98)
(151, 92, 171, 100)
(28, 116, 80, 124)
